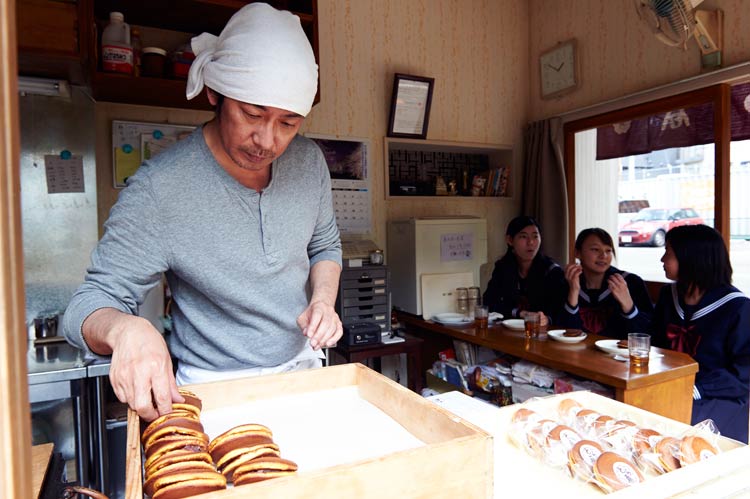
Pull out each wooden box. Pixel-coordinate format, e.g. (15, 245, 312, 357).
(126, 363, 493, 498)
(492, 391, 750, 498)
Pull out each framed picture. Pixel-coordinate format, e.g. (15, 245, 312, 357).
(387, 73, 435, 139)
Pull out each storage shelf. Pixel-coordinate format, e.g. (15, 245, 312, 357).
(385, 137, 514, 199)
(91, 72, 211, 110)
(89, 0, 318, 109)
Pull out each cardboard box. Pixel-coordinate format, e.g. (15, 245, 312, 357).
(126, 363, 493, 498)
(494, 391, 749, 498)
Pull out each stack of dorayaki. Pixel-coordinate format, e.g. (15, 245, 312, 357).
(141, 389, 226, 498)
(509, 398, 721, 493)
(208, 423, 298, 485)
(140, 388, 298, 498)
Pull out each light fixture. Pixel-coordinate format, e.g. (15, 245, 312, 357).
(17, 76, 71, 98)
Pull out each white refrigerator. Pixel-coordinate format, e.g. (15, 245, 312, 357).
(387, 217, 487, 317)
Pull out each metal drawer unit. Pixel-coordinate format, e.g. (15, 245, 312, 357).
(336, 265, 390, 332)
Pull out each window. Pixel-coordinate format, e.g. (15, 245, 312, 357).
(564, 85, 736, 289)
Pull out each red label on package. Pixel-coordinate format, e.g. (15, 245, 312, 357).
(102, 45, 133, 74)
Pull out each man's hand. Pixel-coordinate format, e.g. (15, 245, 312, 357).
(297, 300, 343, 350)
(301, 260, 342, 350)
(84, 309, 183, 421)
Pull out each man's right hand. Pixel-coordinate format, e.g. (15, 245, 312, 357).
(82, 308, 183, 422)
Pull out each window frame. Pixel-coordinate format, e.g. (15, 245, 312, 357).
(563, 84, 731, 260)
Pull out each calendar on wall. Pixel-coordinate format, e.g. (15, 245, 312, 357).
(306, 134, 371, 234)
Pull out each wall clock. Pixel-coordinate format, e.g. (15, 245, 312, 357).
(539, 38, 579, 99)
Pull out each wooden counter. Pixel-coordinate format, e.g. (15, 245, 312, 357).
(31, 443, 54, 499)
(397, 312, 698, 423)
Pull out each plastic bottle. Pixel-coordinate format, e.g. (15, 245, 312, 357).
(130, 27, 142, 77)
(101, 12, 133, 74)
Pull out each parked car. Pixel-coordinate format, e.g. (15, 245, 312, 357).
(617, 199, 650, 232)
(618, 208, 704, 247)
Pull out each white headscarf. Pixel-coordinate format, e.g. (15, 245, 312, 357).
(186, 3, 318, 117)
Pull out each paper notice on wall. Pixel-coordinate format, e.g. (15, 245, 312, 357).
(44, 155, 84, 193)
(441, 233, 474, 261)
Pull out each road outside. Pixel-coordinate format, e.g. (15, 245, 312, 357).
(616, 239, 750, 295)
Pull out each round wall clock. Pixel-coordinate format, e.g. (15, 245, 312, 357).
(539, 38, 579, 99)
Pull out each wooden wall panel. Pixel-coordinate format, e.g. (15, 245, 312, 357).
(528, 0, 750, 121)
(306, 0, 530, 280)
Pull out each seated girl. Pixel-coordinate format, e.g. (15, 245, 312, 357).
(651, 224, 750, 443)
(559, 228, 653, 339)
(482, 215, 566, 326)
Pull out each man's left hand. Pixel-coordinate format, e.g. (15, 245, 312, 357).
(297, 300, 343, 350)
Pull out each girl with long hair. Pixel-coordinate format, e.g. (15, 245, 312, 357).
(482, 215, 566, 326)
(652, 224, 750, 443)
(559, 228, 653, 339)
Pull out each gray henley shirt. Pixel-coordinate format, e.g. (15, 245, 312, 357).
(63, 127, 342, 370)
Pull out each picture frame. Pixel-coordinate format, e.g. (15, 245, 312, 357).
(387, 73, 435, 139)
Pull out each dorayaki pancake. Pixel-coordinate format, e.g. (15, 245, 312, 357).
(176, 388, 203, 412)
(170, 403, 201, 420)
(573, 409, 601, 433)
(526, 419, 558, 457)
(142, 414, 204, 445)
(546, 424, 582, 449)
(567, 439, 603, 480)
(144, 439, 209, 471)
(679, 435, 718, 465)
(511, 408, 540, 424)
(210, 433, 275, 464)
(569, 440, 604, 468)
(557, 398, 582, 421)
(143, 425, 208, 451)
(563, 329, 584, 337)
(144, 450, 213, 479)
(592, 451, 644, 491)
(208, 424, 273, 452)
(145, 431, 210, 459)
(655, 436, 681, 472)
(632, 428, 662, 457)
(592, 415, 615, 434)
(151, 471, 226, 499)
(144, 460, 217, 497)
(216, 442, 281, 476)
(232, 457, 298, 486)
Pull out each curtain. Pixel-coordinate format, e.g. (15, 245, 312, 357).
(596, 82, 750, 160)
(522, 117, 568, 264)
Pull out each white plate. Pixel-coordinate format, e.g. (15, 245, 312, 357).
(502, 319, 525, 330)
(432, 313, 473, 325)
(548, 329, 587, 343)
(595, 339, 629, 356)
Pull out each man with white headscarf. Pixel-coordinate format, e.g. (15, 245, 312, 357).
(63, 3, 343, 421)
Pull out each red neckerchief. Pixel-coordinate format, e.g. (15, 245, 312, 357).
(580, 306, 609, 335)
(665, 323, 701, 357)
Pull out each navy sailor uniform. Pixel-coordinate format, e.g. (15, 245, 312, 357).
(652, 283, 750, 443)
(482, 253, 566, 321)
(557, 266, 653, 340)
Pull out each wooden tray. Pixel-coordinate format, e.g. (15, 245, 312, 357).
(126, 363, 493, 498)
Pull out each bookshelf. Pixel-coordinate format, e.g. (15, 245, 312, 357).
(384, 137, 513, 199)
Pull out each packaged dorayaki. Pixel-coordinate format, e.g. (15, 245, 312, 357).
(507, 396, 723, 494)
